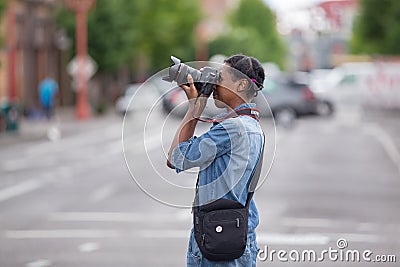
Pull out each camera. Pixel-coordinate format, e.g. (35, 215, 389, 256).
(162, 56, 220, 96)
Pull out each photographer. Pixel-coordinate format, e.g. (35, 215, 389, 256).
(167, 55, 265, 267)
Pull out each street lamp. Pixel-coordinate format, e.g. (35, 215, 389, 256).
(66, 0, 95, 120)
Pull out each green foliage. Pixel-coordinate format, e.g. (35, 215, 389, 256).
(0, 0, 6, 15)
(55, 8, 74, 51)
(0, 0, 7, 47)
(351, 0, 400, 55)
(56, 0, 136, 72)
(129, 0, 201, 73)
(88, 1, 134, 72)
(0, 1, 5, 15)
(209, 0, 285, 67)
(56, 0, 201, 75)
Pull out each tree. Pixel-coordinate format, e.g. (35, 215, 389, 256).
(56, 0, 201, 76)
(0, 1, 7, 47)
(209, 0, 285, 67)
(131, 0, 201, 74)
(0, 1, 5, 16)
(56, 1, 137, 73)
(351, 0, 400, 55)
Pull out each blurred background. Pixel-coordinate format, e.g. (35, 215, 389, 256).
(0, 0, 399, 266)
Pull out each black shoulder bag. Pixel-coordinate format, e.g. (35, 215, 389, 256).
(192, 134, 264, 261)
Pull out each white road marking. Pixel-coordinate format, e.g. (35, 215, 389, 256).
(3, 119, 158, 172)
(114, 131, 164, 156)
(258, 232, 383, 245)
(24, 125, 120, 158)
(282, 218, 335, 228)
(176, 209, 192, 221)
(1, 159, 26, 172)
(26, 259, 52, 267)
(139, 230, 189, 239)
(48, 212, 191, 222)
(257, 233, 330, 245)
(89, 184, 117, 203)
(4, 228, 385, 245)
(137, 230, 381, 245)
(357, 222, 377, 232)
(331, 233, 381, 243)
(0, 179, 47, 203)
(283, 218, 392, 234)
(5, 229, 120, 239)
(78, 242, 100, 253)
(363, 123, 400, 174)
(47, 212, 393, 238)
(122, 132, 161, 156)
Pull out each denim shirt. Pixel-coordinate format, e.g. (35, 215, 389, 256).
(170, 103, 264, 230)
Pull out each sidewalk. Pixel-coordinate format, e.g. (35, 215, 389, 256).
(0, 107, 123, 148)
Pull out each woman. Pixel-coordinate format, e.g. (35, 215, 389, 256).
(167, 54, 265, 266)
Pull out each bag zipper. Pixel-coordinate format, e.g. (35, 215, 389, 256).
(201, 234, 205, 246)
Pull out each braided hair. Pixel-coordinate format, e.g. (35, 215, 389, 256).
(224, 55, 265, 98)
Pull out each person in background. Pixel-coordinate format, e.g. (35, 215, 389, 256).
(39, 77, 58, 120)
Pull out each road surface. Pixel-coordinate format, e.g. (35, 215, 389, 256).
(0, 104, 399, 266)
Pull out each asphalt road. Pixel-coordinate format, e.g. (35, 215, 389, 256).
(0, 103, 399, 267)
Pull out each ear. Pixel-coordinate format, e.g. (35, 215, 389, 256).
(236, 79, 250, 93)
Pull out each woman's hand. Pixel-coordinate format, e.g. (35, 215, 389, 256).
(180, 74, 198, 100)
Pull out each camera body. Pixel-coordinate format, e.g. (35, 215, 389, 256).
(162, 56, 220, 96)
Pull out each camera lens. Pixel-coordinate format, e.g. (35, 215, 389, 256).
(162, 56, 220, 96)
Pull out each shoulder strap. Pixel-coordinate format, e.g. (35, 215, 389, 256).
(197, 107, 260, 124)
(193, 128, 264, 209)
(245, 134, 265, 208)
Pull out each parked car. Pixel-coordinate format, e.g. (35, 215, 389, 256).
(162, 73, 334, 126)
(162, 87, 189, 117)
(253, 73, 334, 127)
(308, 68, 337, 114)
(162, 87, 221, 118)
(115, 84, 141, 115)
(309, 62, 400, 110)
(115, 83, 159, 115)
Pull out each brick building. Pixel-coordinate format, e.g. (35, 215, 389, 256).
(0, 0, 71, 115)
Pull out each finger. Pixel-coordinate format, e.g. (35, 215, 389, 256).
(187, 74, 193, 84)
(180, 84, 194, 98)
(187, 74, 197, 91)
(180, 84, 190, 91)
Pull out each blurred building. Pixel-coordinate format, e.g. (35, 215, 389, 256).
(196, 0, 239, 60)
(0, 8, 9, 103)
(0, 0, 71, 115)
(0, 50, 6, 103)
(287, 29, 313, 71)
(281, 0, 359, 70)
(310, 0, 359, 68)
(310, 0, 358, 38)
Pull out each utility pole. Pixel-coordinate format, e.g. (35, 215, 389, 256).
(66, 0, 95, 120)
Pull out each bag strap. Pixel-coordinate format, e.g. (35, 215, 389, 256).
(194, 133, 265, 209)
(193, 109, 264, 209)
(245, 134, 265, 208)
